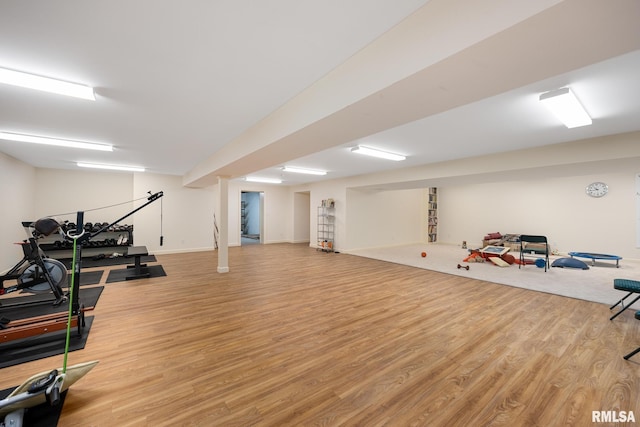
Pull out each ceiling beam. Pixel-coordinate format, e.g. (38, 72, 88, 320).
(184, 0, 640, 188)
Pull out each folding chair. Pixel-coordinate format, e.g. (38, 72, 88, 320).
(610, 278, 640, 320)
(518, 235, 549, 272)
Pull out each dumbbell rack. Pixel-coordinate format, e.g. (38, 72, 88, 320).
(35, 222, 134, 258)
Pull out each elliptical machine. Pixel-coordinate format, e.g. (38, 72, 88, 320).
(0, 218, 67, 308)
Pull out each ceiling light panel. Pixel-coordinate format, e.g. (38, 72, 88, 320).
(0, 67, 95, 100)
(351, 145, 406, 161)
(77, 162, 145, 172)
(0, 132, 112, 151)
(539, 87, 592, 128)
(245, 176, 282, 184)
(282, 166, 327, 175)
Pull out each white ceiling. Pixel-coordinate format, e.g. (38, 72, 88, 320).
(1, 1, 639, 188)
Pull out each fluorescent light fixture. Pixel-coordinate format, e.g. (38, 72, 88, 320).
(0, 131, 112, 151)
(77, 162, 145, 172)
(0, 67, 95, 100)
(539, 87, 592, 128)
(245, 176, 282, 184)
(351, 145, 406, 161)
(282, 166, 327, 176)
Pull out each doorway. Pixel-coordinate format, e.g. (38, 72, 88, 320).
(293, 191, 311, 244)
(241, 191, 263, 245)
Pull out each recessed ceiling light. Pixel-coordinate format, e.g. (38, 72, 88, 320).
(245, 176, 282, 184)
(77, 162, 144, 172)
(539, 87, 592, 128)
(0, 131, 112, 151)
(282, 166, 327, 175)
(0, 67, 95, 100)
(351, 145, 406, 161)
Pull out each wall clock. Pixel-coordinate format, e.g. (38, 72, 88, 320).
(585, 182, 608, 198)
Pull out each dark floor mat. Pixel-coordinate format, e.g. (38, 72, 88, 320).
(0, 316, 94, 369)
(59, 255, 156, 269)
(0, 286, 103, 320)
(73, 270, 104, 286)
(8, 270, 104, 300)
(0, 388, 67, 427)
(106, 264, 166, 283)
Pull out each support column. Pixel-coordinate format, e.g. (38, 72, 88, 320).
(217, 176, 230, 273)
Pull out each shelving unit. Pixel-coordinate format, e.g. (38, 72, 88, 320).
(317, 199, 335, 252)
(427, 188, 438, 243)
(241, 201, 249, 236)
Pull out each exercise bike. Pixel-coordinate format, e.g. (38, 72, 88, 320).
(0, 218, 67, 308)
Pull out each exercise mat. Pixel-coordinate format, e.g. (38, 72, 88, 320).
(0, 388, 66, 427)
(24, 270, 103, 292)
(0, 316, 94, 368)
(59, 255, 157, 269)
(70, 270, 103, 287)
(106, 264, 166, 283)
(0, 286, 103, 321)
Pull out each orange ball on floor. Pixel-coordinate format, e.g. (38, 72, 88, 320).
(421, 252, 427, 258)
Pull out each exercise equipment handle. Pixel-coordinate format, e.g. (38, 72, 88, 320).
(87, 191, 164, 241)
(66, 228, 86, 241)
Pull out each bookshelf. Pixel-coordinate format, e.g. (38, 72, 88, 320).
(427, 188, 438, 243)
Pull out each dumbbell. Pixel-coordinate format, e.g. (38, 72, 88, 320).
(457, 264, 470, 270)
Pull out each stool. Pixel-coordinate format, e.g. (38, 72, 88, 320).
(126, 246, 150, 280)
(610, 279, 640, 320)
(624, 311, 640, 360)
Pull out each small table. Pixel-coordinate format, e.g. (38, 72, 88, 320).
(568, 252, 622, 268)
(126, 246, 150, 279)
(480, 245, 510, 256)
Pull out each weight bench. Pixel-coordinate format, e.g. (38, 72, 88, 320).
(126, 246, 150, 280)
(624, 311, 640, 360)
(610, 278, 640, 320)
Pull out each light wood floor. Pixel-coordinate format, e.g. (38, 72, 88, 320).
(2, 243, 640, 426)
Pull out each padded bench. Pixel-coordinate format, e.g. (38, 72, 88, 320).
(610, 278, 640, 320)
(126, 246, 150, 280)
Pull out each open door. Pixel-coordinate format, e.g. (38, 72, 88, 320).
(241, 191, 263, 245)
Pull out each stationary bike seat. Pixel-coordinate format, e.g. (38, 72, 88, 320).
(33, 218, 61, 236)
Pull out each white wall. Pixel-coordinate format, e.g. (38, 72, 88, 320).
(293, 181, 425, 252)
(3, 130, 640, 266)
(33, 169, 216, 257)
(345, 187, 425, 251)
(0, 161, 218, 266)
(228, 181, 292, 246)
(439, 169, 640, 258)
(134, 173, 216, 254)
(34, 168, 133, 224)
(296, 132, 640, 260)
(0, 153, 35, 271)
